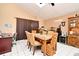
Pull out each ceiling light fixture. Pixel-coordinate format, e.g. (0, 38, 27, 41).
(36, 3, 55, 8)
(36, 3, 46, 7)
(51, 3, 55, 6)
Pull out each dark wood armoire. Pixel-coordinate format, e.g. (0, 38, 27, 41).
(16, 18, 39, 40)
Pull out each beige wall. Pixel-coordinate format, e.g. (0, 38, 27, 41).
(43, 12, 79, 34)
(0, 3, 44, 33)
(0, 3, 78, 34)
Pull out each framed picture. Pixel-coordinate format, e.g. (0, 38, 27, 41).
(4, 23, 12, 28)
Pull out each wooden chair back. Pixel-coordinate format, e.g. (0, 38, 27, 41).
(25, 31, 30, 41)
(29, 33, 35, 46)
(48, 31, 53, 35)
(42, 31, 47, 34)
(51, 32, 58, 50)
(31, 30, 37, 34)
(46, 32, 58, 56)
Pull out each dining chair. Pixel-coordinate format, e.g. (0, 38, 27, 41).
(46, 32, 58, 56)
(31, 30, 37, 34)
(25, 31, 30, 49)
(50, 32, 58, 51)
(12, 33, 17, 45)
(41, 32, 58, 56)
(42, 30, 47, 34)
(29, 33, 41, 55)
(48, 31, 53, 35)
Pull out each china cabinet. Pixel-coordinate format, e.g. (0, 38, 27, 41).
(68, 16, 79, 48)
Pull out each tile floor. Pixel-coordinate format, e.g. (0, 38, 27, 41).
(0, 40, 79, 56)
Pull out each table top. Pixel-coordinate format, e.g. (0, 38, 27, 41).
(0, 33, 13, 39)
(0, 37, 12, 39)
(35, 33, 52, 40)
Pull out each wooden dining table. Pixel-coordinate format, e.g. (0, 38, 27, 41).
(35, 33, 52, 56)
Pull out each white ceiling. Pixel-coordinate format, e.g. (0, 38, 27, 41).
(17, 3, 79, 20)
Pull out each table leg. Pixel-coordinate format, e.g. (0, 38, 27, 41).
(43, 40, 46, 56)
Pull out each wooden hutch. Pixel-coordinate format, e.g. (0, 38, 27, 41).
(68, 16, 79, 48)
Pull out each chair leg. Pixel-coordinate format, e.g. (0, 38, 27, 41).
(55, 43, 57, 51)
(30, 45, 32, 51)
(27, 42, 31, 50)
(41, 46, 43, 53)
(27, 41, 29, 49)
(28, 42, 31, 49)
(33, 46, 36, 55)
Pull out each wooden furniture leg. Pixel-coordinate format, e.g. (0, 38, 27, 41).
(43, 40, 46, 56)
